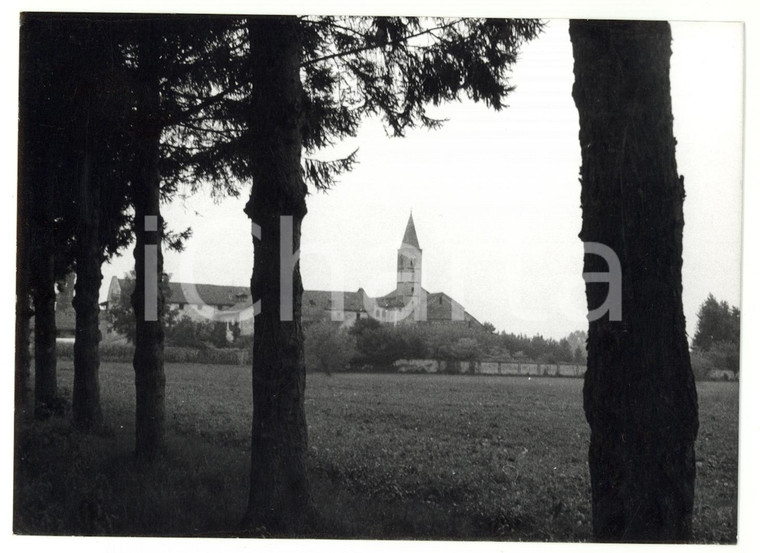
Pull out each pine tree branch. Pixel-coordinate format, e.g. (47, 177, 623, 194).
(302, 18, 467, 67)
(326, 22, 372, 40)
(164, 82, 244, 126)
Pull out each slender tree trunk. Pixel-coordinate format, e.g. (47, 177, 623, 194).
(570, 20, 699, 542)
(131, 23, 166, 461)
(243, 16, 312, 533)
(72, 135, 104, 430)
(33, 240, 58, 418)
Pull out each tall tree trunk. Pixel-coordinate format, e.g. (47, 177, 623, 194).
(131, 23, 166, 461)
(33, 238, 58, 418)
(16, 152, 32, 414)
(17, 34, 32, 413)
(18, 15, 44, 417)
(243, 16, 312, 533)
(569, 20, 699, 542)
(72, 132, 104, 430)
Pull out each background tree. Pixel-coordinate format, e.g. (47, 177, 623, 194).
(691, 294, 740, 352)
(109, 276, 139, 344)
(570, 20, 699, 541)
(163, 318, 229, 348)
(349, 317, 410, 367)
(690, 294, 740, 378)
(110, 15, 243, 460)
(565, 329, 588, 362)
(239, 16, 542, 532)
(108, 272, 176, 344)
(63, 16, 134, 431)
(304, 321, 357, 374)
(573, 346, 584, 363)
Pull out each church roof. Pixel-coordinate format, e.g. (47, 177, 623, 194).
(401, 213, 420, 249)
(116, 278, 250, 308)
(380, 288, 483, 327)
(302, 290, 367, 322)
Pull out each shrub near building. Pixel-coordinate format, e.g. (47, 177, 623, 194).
(340, 318, 585, 371)
(345, 319, 489, 370)
(304, 321, 357, 375)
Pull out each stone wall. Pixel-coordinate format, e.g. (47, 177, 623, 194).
(706, 369, 739, 381)
(393, 359, 587, 377)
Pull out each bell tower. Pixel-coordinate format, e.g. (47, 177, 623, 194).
(396, 212, 422, 300)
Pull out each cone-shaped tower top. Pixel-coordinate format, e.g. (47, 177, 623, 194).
(401, 212, 420, 250)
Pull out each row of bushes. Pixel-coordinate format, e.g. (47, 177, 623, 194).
(303, 319, 575, 374)
(53, 328, 739, 377)
(56, 342, 249, 366)
(303, 320, 742, 378)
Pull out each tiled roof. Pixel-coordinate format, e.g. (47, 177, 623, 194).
(118, 279, 250, 308)
(302, 290, 366, 321)
(378, 288, 483, 327)
(112, 277, 482, 328)
(170, 282, 250, 307)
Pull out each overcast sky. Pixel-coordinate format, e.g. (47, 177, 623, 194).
(97, 18, 744, 340)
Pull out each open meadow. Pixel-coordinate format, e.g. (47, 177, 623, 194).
(14, 361, 739, 541)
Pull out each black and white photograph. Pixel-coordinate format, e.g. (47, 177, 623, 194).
(6, 0, 755, 547)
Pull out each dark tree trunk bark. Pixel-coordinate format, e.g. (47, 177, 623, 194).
(15, 283, 32, 412)
(16, 167, 32, 414)
(72, 138, 104, 430)
(20, 16, 58, 419)
(569, 20, 699, 542)
(33, 241, 58, 419)
(131, 23, 166, 461)
(242, 16, 312, 533)
(16, 36, 33, 414)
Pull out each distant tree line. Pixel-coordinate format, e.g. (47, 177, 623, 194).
(304, 318, 588, 372)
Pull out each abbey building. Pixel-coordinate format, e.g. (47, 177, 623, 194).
(104, 213, 483, 336)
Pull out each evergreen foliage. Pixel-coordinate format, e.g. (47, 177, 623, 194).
(692, 294, 740, 352)
(690, 294, 740, 376)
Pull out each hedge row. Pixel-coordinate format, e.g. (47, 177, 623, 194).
(56, 342, 249, 366)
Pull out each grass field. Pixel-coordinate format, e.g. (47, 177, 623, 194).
(14, 361, 739, 541)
